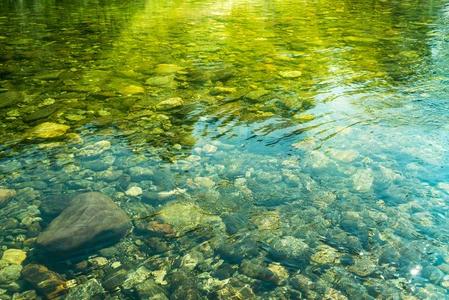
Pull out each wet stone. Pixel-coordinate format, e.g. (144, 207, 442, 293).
(0, 189, 16, 207)
(352, 169, 374, 192)
(268, 236, 310, 264)
(152, 201, 225, 237)
(156, 97, 184, 110)
(347, 256, 377, 277)
(135, 280, 168, 300)
(21, 264, 67, 299)
(1, 250, 26, 266)
(25, 122, 70, 139)
(78, 140, 111, 158)
(66, 279, 105, 300)
(0, 264, 22, 287)
(0, 91, 23, 108)
(23, 104, 59, 122)
(102, 269, 128, 291)
(37, 192, 131, 255)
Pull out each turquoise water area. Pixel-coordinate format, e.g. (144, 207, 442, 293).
(0, 0, 449, 298)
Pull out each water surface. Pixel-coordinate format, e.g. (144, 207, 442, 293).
(1, 0, 449, 298)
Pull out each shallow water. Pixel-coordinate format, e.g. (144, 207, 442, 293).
(1, 0, 449, 298)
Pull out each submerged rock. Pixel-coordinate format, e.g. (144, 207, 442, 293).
(37, 192, 131, 255)
(279, 70, 302, 78)
(0, 188, 16, 207)
(352, 169, 374, 192)
(156, 97, 184, 110)
(0, 91, 23, 108)
(1, 249, 26, 265)
(21, 264, 67, 299)
(78, 140, 111, 158)
(0, 263, 22, 287)
(66, 279, 105, 300)
(148, 201, 224, 237)
(23, 104, 59, 122)
(25, 122, 69, 139)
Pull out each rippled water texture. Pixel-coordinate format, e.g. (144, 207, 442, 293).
(1, 0, 449, 298)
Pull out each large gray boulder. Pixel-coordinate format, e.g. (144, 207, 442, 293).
(37, 192, 131, 255)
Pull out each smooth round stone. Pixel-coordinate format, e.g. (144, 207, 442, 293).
(156, 97, 184, 110)
(126, 186, 143, 197)
(1, 249, 26, 265)
(25, 122, 70, 139)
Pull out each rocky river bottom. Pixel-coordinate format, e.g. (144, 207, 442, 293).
(1, 0, 449, 299)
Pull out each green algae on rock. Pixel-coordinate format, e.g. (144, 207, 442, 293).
(25, 122, 70, 139)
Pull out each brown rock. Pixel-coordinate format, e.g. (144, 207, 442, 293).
(37, 192, 131, 255)
(21, 264, 67, 299)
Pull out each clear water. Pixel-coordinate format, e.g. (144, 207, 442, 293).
(1, 0, 449, 298)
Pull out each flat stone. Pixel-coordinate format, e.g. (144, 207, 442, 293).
(279, 70, 302, 78)
(155, 201, 224, 236)
(156, 97, 184, 110)
(26, 122, 70, 139)
(293, 113, 315, 122)
(78, 140, 111, 158)
(23, 104, 59, 122)
(154, 64, 184, 74)
(1, 249, 26, 265)
(66, 279, 105, 300)
(21, 264, 67, 299)
(120, 85, 144, 95)
(37, 192, 131, 255)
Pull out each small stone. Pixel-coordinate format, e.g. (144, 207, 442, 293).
(78, 140, 111, 158)
(0, 264, 22, 285)
(21, 264, 67, 298)
(194, 176, 215, 188)
(2, 250, 26, 265)
(154, 201, 224, 236)
(293, 113, 315, 122)
(122, 266, 151, 290)
(202, 144, 217, 153)
(156, 97, 184, 110)
(352, 169, 374, 192)
(323, 288, 348, 300)
(348, 256, 377, 277)
(245, 89, 269, 101)
(311, 245, 340, 265)
(121, 85, 144, 95)
(328, 149, 359, 162)
(154, 64, 184, 74)
(126, 186, 143, 197)
(279, 70, 302, 78)
(0, 189, 16, 207)
(251, 211, 280, 231)
(26, 122, 69, 139)
(66, 279, 104, 300)
(89, 257, 108, 267)
(268, 263, 289, 284)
